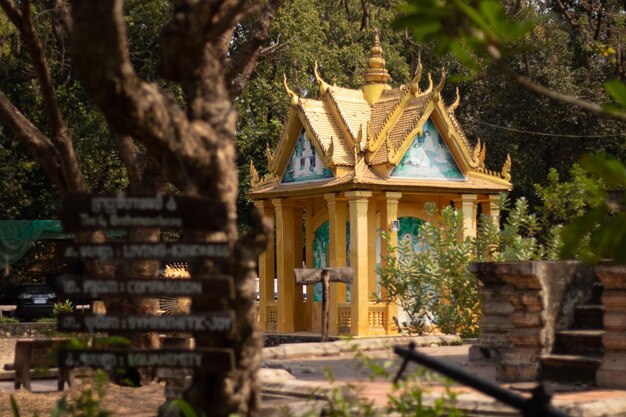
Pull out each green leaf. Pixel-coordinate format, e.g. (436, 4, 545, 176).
(604, 79, 626, 108)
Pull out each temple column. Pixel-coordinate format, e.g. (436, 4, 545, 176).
(272, 198, 295, 333)
(293, 206, 305, 330)
(346, 191, 372, 336)
(461, 194, 478, 239)
(367, 198, 379, 301)
(485, 194, 501, 229)
(253, 200, 275, 332)
(304, 200, 315, 330)
(380, 192, 402, 335)
(324, 193, 347, 335)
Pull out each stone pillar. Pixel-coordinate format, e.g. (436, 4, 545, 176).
(325, 193, 348, 335)
(346, 191, 372, 336)
(293, 206, 305, 331)
(380, 192, 402, 335)
(254, 200, 275, 332)
(272, 199, 295, 333)
(460, 194, 478, 239)
(467, 263, 514, 362)
(304, 200, 315, 330)
(597, 264, 626, 388)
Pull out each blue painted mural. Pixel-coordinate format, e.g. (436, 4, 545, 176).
(390, 119, 464, 180)
(281, 129, 334, 184)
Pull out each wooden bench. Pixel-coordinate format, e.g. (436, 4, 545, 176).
(3, 338, 74, 391)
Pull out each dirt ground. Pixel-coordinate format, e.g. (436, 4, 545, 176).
(0, 382, 165, 417)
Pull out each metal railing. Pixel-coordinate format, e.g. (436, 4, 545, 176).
(394, 342, 571, 417)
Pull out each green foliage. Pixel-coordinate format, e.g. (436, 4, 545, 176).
(0, 316, 18, 323)
(379, 203, 479, 337)
(380, 196, 566, 337)
(561, 153, 626, 263)
(534, 164, 605, 231)
(54, 300, 74, 316)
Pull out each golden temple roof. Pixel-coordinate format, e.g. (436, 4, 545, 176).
(249, 34, 512, 198)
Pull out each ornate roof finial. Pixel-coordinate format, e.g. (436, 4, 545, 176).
(265, 143, 275, 170)
(314, 61, 330, 97)
(433, 68, 446, 102)
(472, 138, 482, 164)
(448, 87, 461, 113)
(479, 142, 487, 170)
(501, 154, 512, 181)
(364, 31, 391, 85)
(250, 159, 260, 187)
(410, 52, 423, 96)
(283, 74, 299, 107)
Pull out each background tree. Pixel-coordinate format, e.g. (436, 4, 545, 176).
(1, 0, 280, 415)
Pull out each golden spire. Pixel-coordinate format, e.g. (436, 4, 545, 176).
(363, 31, 391, 105)
(364, 31, 391, 85)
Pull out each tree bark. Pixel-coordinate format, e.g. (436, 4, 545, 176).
(69, 1, 280, 415)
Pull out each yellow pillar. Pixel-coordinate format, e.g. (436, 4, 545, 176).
(486, 194, 500, 229)
(461, 194, 478, 239)
(380, 192, 401, 335)
(367, 198, 378, 302)
(304, 200, 315, 330)
(346, 191, 372, 336)
(293, 206, 305, 331)
(254, 200, 275, 332)
(272, 198, 295, 333)
(324, 193, 347, 335)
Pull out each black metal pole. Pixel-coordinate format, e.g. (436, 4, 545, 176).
(393, 343, 571, 417)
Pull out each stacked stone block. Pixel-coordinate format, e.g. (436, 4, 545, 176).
(596, 264, 626, 388)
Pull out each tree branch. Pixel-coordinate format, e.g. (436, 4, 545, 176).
(71, 0, 216, 192)
(225, 0, 283, 97)
(0, 90, 67, 190)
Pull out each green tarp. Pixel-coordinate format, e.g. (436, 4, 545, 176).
(0, 220, 68, 268)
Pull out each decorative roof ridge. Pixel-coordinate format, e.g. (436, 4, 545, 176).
(471, 152, 512, 183)
(326, 87, 358, 143)
(297, 101, 344, 167)
(370, 86, 412, 142)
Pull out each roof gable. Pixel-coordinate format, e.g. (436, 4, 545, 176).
(390, 119, 464, 180)
(281, 128, 334, 184)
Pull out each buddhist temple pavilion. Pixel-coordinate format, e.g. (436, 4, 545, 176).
(249, 34, 512, 337)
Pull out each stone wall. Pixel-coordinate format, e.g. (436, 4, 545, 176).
(469, 261, 596, 382)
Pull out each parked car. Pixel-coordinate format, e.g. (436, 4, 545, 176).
(0, 284, 57, 320)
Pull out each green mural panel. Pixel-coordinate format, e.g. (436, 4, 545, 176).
(390, 119, 464, 180)
(398, 217, 425, 254)
(312, 221, 351, 302)
(281, 129, 334, 184)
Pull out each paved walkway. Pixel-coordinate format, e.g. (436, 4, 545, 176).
(262, 342, 626, 417)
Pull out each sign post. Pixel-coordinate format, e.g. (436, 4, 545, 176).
(56, 192, 236, 382)
(293, 267, 353, 342)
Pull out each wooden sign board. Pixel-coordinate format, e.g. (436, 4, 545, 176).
(56, 274, 235, 300)
(294, 267, 353, 285)
(60, 193, 227, 232)
(58, 348, 234, 373)
(60, 242, 230, 261)
(57, 312, 233, 334)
